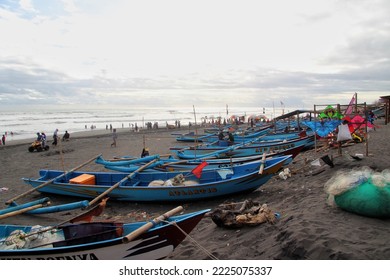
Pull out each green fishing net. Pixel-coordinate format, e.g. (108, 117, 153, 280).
(324, 167, 390, 218)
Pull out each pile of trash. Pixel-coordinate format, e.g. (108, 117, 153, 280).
(207, 199, 279, 228)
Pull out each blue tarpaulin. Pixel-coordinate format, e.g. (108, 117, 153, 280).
(302, 120, 341, 137)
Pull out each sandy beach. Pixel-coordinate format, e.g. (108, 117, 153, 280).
(0, 120, 389, 260)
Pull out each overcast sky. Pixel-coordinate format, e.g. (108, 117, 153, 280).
(0, 0, 389, 111)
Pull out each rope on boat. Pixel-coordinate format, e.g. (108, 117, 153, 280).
(163, 220, 219, 260)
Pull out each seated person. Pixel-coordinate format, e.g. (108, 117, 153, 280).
(227, 132, 234, 142)
(141, 148, 150, 158)
(62, 130, 70, 141)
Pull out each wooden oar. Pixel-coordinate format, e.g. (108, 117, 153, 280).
(160, 159, 191, 167)
(258, 152, 267, 174)
(108, 157, 137, 162)
(112, 154, 171, 161)
(0, 203, 48, 220)
(5, 154, 102, 205)
(122, 206, 183, 243)
(87, 159, 159, 207)
(159, 154, 172, 158)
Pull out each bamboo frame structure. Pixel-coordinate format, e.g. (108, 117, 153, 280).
(313, 101, 369, 156)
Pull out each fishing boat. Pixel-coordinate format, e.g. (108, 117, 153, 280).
(95, 154, 164, 171)
(96, 144, 304, 173)
(202, 127, 272, 142)
(22, 155, 291, 202)
(203, 124, 233, 134)
(0, 207, 208, 260)
(175, 132, 217, 143)
(171, 135, 314, 159)
(176, 125, 273, 143)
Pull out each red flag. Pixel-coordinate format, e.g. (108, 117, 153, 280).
(191, 162, 208, 178)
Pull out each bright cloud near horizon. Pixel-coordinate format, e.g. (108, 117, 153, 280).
(0, 0, 389, 110)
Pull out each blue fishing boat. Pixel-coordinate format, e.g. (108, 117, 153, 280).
(203, 124, 233, 134)
(22, 156, 291, 202)
(175, 132, 217, 142)
(171, 135, 314, 159)
(95, 154, 163, 169)
(96, 144, 304, 173)
(176, 125, 273, 143)
(202, 127, 272, 142)
(0, 207, 208, 260)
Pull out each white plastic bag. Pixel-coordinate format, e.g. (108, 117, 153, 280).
(337, 124, 352, 141)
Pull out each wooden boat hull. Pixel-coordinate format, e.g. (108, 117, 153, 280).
(22, 156, 291, 202)
(0, 209, 208, 260)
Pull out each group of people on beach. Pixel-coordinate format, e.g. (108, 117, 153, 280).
(218, 130, 235, 142)
(0, 131, 15, 145)
(36, 129, 70, 147)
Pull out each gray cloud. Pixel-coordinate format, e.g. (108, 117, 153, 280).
(1, 55, 387, 111)
(1, 0, 388, 111)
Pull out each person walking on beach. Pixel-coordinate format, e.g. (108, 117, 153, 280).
(111, 128, 117, 147)
(1, 134, 5, 145)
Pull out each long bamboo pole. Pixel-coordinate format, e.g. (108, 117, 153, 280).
(122, 206, 183, 243)
(0, 203, 47, 220)
(0, 197, 50, 215)
(20, 198, 108, 239)
(258, 152, 267, 174)
(87, 158, 158, 207)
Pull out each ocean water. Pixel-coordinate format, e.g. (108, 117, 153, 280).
(0, 106, 290, 142)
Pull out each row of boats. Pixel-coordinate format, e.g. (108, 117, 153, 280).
(21, 124, 314, 202)
(1, 122, 316, 260)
